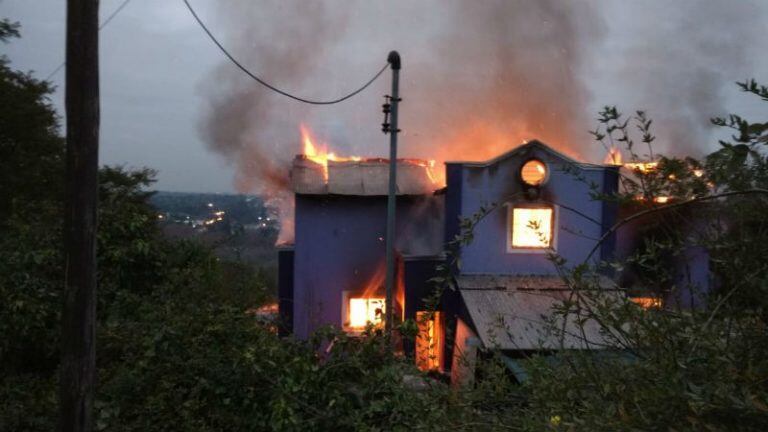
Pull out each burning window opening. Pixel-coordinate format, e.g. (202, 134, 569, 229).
(416, 311, 444, 372)
(343, 295, 386, 331)
(520, 159, 548, 186)
(508, 206, 555, 250)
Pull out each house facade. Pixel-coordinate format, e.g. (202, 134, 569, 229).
(277, 141, 708, 381)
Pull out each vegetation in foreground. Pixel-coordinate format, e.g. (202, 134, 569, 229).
(2, 18, 768, 431)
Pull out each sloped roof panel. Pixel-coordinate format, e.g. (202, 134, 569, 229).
(458, 275, 623, 350)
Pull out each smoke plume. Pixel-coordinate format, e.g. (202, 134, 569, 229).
(197, 1, 766, 241)
(591, 0, 765, 157)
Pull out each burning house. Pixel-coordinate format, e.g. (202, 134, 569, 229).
(277, 135, 710, 383)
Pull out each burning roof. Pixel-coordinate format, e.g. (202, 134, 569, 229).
(291, 125, 439, 196)
(291, 156, 438, 196)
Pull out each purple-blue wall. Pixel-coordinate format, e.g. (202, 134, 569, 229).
(292, 194, 443, 340)
(671, 245, 710, 309)
(277, 247, 294, 337)
(613, 206, 712, 308)
(447, 142, 616, 275)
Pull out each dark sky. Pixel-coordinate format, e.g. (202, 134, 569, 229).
(3, 0, 766, 193)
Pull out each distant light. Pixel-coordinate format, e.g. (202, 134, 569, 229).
(207, 203, 214, 207)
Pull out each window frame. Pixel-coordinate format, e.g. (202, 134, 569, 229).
(505, 202, 558, 254)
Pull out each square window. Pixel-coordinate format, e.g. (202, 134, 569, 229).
(344, 296, 385, 331)
(509, 207, 554, 249)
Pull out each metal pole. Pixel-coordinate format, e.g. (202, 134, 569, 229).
(384, 51, 400, 342)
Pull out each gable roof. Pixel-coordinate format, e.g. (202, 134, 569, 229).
(446, 140, 609, 171)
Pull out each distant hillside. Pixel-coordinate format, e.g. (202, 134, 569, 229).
(150, 191, 275, 225)
(150, 191, 279, 291)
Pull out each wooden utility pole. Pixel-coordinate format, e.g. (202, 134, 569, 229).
(61, 0, 100, 431)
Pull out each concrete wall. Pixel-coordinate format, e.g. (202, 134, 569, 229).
(448, 143, 615, 276)
(292, 194, 444, 339)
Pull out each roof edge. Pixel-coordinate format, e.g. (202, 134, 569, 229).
(445, 140, 614, 171)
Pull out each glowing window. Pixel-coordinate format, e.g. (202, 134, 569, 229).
(509, 207, 554, 249)
(520, 159, 548, 186)
(347, 298, 385, 330)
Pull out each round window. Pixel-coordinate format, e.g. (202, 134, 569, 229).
(520, 159, 548, 186)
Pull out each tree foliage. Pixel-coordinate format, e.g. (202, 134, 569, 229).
(511, 81, 768, 431)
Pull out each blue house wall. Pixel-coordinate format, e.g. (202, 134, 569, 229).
(277, 247, 294, 337)
(446, 142, 617, 275)
(292, 194, 443, 340)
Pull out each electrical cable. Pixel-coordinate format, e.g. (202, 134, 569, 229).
(100, 0, 134, 30)
(182, 0, 388, 105)
(45, 0, 135, 80)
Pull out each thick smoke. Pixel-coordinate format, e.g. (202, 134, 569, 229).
(199, 2, 351, 194)
(401, 0, 604, 164)
(200, 0, 602, 187)
(198, 1, 352, 241)
(592, 0, 765, 157)
(197, 1, 765, 241)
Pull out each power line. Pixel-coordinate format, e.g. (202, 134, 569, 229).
(100, 0, 134, 30)
(182, 0, 388, 105)
(45, 0, 134, 80)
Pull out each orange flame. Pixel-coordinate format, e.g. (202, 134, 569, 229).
(300, 124, 438, 185)
(624, 161, 659, 173)
(348, 298, 385, 329)
(603, 146, 623, 165)
(345, 264, 387, 331)
(631, 297, 663, 309)
(301, 124, 361, 181)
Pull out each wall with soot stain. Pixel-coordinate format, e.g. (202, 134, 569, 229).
(447, 142, 616, 275)
(292, 194, 444, 339)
